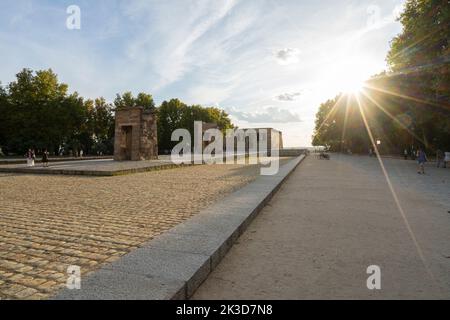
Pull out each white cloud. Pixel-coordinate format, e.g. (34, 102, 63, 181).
(123, 0, 239, 90)
(274, 48, 301, 65)
(275, 92, 302, 102)
(227, 106, 302, 123)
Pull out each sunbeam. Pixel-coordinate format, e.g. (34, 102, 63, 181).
(365, 84, 450, 111)
(360, 90, 426, 146)
(354, 94, 444, 296)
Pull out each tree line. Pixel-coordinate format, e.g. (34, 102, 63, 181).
(0, 69, 233, 156)
(312, 0, 450, 155)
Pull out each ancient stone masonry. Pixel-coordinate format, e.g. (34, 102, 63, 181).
(114, 107, 158, 161)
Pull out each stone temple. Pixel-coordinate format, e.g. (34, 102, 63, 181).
(113, 107, 158, 161)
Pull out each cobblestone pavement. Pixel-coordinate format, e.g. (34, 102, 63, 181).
(0, 161, 288, 300)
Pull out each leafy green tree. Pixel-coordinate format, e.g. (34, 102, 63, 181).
(156, 99, 234, 153)
(114, 92, 155, 110)
(0, 82, 9, 154)
(91, 98, 115, 154)
(4, 68, 82, 154)
(386, 0, 450, 150)
(0, 68, 115, 156)
(157, 99, 188, 152)
(135, 92, 155, 110)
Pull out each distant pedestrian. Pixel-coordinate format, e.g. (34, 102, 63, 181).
(25, 148, 35, 167)
(369, 148, 373, 157)
(436, 149, 444, 168)
(42, 149, 49, 167)
(404, 148, 408, 160)
(80, 149, 84, 158)
(417, 148, 427, 174)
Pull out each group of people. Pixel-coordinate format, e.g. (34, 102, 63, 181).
(25, 148, 87, 167)
(25, 148, 49, 167)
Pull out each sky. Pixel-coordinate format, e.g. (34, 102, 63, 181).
(0, 0, 406, 147)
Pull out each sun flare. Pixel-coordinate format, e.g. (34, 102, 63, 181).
(321, 55, 376, 96)
(338, 59, 370, 94)
(341, 76, 365, 94)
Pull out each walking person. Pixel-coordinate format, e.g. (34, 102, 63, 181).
(417, 148, 428, 174)
(31, 149, 36, 166)
(25, 148, 36, 167)
(42, 149, 49, 167)
(404, 148, 408, 160)
(25, 149, 32, 166)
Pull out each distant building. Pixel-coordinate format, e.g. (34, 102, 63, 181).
(233, 128, 283, 156)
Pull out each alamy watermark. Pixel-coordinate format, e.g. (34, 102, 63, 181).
(66, 5, 81, 30)
(171, 121, 280, 175)
(66, 265, 81, 290)
(366, 265, 381, 290)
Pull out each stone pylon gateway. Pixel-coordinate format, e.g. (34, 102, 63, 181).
(113, 107, 158, 161)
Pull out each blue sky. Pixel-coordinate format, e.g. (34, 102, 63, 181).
(0, 0, 405, 146)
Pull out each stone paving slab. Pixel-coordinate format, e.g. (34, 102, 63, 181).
(53, 155, 305, 300)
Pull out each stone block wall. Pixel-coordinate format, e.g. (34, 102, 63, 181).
(114, 107, 158, 161)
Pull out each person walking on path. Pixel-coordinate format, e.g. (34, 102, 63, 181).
(417, 148, 428, 174)
(404, 148, 408, 160)
(25, 149, 35, 167)
(42, 149, 49, 167)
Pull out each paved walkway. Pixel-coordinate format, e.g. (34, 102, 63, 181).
(193, 155, 450, 299)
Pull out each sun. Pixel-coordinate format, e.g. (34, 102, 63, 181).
(317, 54, 379, 98)
(338, 59, 369, 94)
(333, 55, 374, 94)
(341, 76, 365, 94)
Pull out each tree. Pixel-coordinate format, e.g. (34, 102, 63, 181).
(3, 68, 84, 154)
(387, 0, 450, 150)
(313, 0, 450, 153)
(157, 99, 188, 152)
(91, 98, 115, 155)
(114, 91, 155, 110)
(156, 99, 234, 153)
(0, 82, 9, 153)
(0, 68, 114, 156)
(135, 92, 155, 110)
